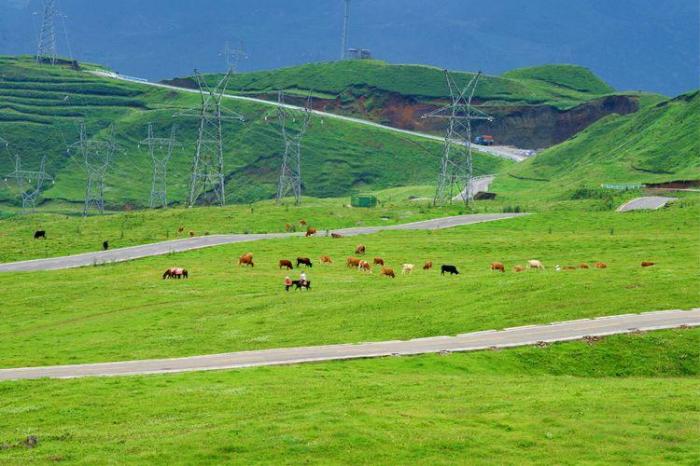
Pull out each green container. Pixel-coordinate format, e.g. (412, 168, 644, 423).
(351, 194, 378, 208)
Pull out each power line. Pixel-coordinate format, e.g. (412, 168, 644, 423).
(176, 69, 244, 207)
(36, 0, 58, 65)
(220, 41, 248, 73)
(276, 91, 312, 205)
(421, 70, 493, 206)
(70, 122, 117, 216)
(3, 142, 54, 212)
(140, 123, 179, 209)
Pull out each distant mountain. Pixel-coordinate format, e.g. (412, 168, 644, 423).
(0, 0, 697, 96)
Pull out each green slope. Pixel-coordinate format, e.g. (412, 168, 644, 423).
(493, 90, 700, 199)
(0, 56, 508, 209)
(502, 64, 615, 94)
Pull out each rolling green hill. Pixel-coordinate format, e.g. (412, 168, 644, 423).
(0, 56, 508, 210)
(493, 90, 700, 199)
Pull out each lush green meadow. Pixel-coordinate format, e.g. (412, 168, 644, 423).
(0, 328, 697, 464)
(0, 199, 697, 368)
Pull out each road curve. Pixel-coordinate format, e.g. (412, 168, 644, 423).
(1, 308, 696, 381)
(91, 71, 530, 162)
(617, 196, 677, 212)
(0, 213, 526, 273)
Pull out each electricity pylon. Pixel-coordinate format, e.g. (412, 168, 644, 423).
(421, 70, 493, 205)
(3, 145, 53, 212)
(340, 0, 351, 59)
(71, 122, 117, 216)
(276, 91, 312, 205)
(220, 41, 247, 73)
(141, 123, 178, 208)
(36, 0, 58, 64)
(176, 69, 244, 207)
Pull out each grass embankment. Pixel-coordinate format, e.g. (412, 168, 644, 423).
(0, 201, 697, 368)
(493, 90, 700, 201)
(0, 56, 508, 207)
(0, 328, 697, 464)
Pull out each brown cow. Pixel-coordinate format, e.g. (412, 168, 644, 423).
(513, 265, 525, 273)
(594, 262, 607, 269)
(346, 257, 361, 268)
(373, 257, 384, 266)
(423, 261, 433, 270)
(305, 227, 317, 237)
(320, 255, 333, 264)
(579, 263, 590, 269)
(490, 262, 505, 273)
(641, 261, 655, 267)
(358, 260, 371, 272)
(331, 232, 343, 238)
(355, 244, 366, 255)
(238, 253, 254, 267)
(299, 219, 307, 226)
(284, 223, 293, 232)
(279, 259, 293, 270)
(380, 267, 395, 278)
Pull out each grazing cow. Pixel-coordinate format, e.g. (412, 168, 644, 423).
(102, 241, 109, 251)
(441, 265, 459, 275)
(641, 261, 655, 268)
(286, 280, 311, 291)
(285, 223, 293, 232)
(238, 253, 254, 267)
(528, 260, 545, 270)
(305, 227, 317, 237)
(297, 257, 313, 268)
(279, 259, 293, 270)
(331, 232, 343, 238)
(177, 226, 185, 233)
(346, 257, 361, 268)
(594, 262, 607, 269)
(423, 261, 433, 270)
(320, 255, 333, 264)
(402, 264, 414, 275)
(490, 262, 505, 273)
(373, 257, 385, 266)
(163, 267, 188, 279)
(189, 231, 195, 237)
(358, 260, 371, 272)
(299, 220, 307, 226)
(563, 266, 577, 271)
(355, 244, 366, 255)
(33, 230, 46, 240)
(579, 263, 590, 269)
(380, 267, 395, 278)
(513, 265, 525, 273)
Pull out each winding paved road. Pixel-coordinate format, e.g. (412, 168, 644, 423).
(617, 196, 677, 212)
(0, 213, 525, 273)
(92, 71, 531, 162)
(1, 308, 696, 381)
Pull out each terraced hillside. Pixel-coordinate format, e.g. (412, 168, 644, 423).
(0, 56, 508, 209)
(166, 61, 663, 148)
(493, 90, 700, 200)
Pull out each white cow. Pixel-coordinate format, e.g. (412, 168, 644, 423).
(528, 260, 545, 270)
(402, 263, 415, 275)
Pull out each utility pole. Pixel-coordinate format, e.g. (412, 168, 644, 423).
(141, 123, 178, 209)
(3, 144, 53, 212)
(36, 0, 58, 64)
(176, 69, 244, 207)
(276, 91, 312, 205)
(71, 122, 117, 216)
(421, 70, 493, 206)
(340, 0, 351, 59)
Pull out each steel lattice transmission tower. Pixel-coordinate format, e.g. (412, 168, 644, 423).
(340, 0, 351, 59)
(36, 0, 58, 65)
(141, 123, 178, 209)
(3, 142, 53, 212)
(176, 69, 244, 207)
(421, 70, 493, 206)
(71, 122, 117, 216)
(276, 91, 312, 205)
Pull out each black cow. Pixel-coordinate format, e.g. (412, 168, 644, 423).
(441, 264, 460, 275)
(102, 241, 109, 251)
(285, 280, 311, 291)
(33, 230, 46, 239)
(297, 257, 313, 268)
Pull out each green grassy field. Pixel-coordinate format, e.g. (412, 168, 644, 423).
(1, 199, 697, 368)
(0, 328, 697, 464)
(0, 56, 508, 208)
(193, 60, 635, 109)
(493, 91, 700, 200)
